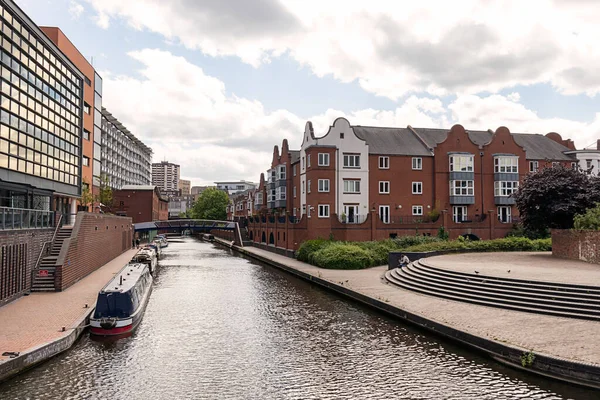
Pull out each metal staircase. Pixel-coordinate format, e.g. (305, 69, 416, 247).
(31, 226, 72, 292)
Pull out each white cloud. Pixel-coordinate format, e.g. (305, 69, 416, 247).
(102, 49, 600, 186)
(84, 0, 600, 98)
(68, 1, 84, 19)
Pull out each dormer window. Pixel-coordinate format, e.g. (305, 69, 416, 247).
(340, 132, 344, 139)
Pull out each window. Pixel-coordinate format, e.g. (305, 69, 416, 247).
(83, 129, 90, 141)
(412, 182, 422, 194)
(318, 153, 329, 166)
(571, 162, 578, 169)
(318, 179, 329, 192)
(307, 154, 311, 168)
(498, 206, 512, 223)
(586, 160, 593, 170)
(450, 180, 474, 196)
(552, 162, 560, 167)
(412, 205, 423, 216)
(529, 161, 538, 172)
(343, 180, 360, 193)
(302, 157, 305, 169)
(494, 156, 518, 173)
(84, 76, 91, 86)
(278, 165, 286, 180)
(307, 179, 311, 193)
(255, 192, 263, 205)
(379, 181, 390, 194)
(82, 156, 89, 166)
(84, 102, 90, 114)
(302, 179, 305, 194)
(412, 157, 422, 170)
(318, 204, 330, 218)
(449, 154, 474, 172)
(379, 205, 390, 224)
(379, 156, 389, 169)
(340, 132, 344, 139)
(293, 186, 296, 198)
(453, 206, 467, 223)
(276, 186, 286, 200)
(494, 181, 519, 196)
(343, 154, 360, 168)
(269, 189, 276, 202)
(293, 164, 297, 176)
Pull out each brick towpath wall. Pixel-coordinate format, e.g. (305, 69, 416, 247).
(552, 229, 600, 264)
(56, 212, 133, 290)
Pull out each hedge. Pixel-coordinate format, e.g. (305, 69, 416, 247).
(296, 236, 551, 270)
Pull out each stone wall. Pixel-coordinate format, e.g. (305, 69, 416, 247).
(56, 212, 133, 290)
(0, 228, 54, 305)
(552, 229, 600, 264)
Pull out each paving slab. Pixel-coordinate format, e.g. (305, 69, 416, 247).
(235, 246, 600, 367)
(0, 248, 138, 373)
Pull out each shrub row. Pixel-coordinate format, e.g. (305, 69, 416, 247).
(297, 236, 551, 270)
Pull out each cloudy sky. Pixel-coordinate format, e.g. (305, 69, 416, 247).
(19, 0, 600, 185)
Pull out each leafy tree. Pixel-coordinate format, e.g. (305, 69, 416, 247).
(95, 174, 113, 208)
(514, 165, 600, 236)
(191, 187, 228, 220)
(80, 178, 93, 211)
(573, 203, 600, 230)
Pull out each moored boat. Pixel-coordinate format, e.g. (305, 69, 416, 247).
(145, 243, 161, 259)
(156, 234, 168, 247)
(131, 248, 158, 274)
(90, 263, 153, 337)
(201, 233, 214, 242)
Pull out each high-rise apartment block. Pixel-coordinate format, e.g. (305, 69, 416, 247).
(179, 179, 190, 195)
(152, 161, 180, 192)
(101, 107, 152, 189)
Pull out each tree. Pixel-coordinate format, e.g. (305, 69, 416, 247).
(513, 165, 600, 237)
(574, 203, 600, 230)
(80, 178, 93, 211)
(191, 187, 229, 220)
(95, 174, 113, 209)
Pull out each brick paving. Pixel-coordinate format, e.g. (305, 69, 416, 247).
(0, 249, 138, 363)
(241, 246, 600, 366)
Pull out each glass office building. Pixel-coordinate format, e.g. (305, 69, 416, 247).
(0, 0, 83, 220)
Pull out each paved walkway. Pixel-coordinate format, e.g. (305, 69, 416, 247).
(425, 252, 600, 286)
(0, 248, 138, 364)
(239, 246, 600, 366)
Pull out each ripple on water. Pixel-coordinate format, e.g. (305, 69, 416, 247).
(0, 238, 595, 400)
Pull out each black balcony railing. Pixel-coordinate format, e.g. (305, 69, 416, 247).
(0, 207, 54, 230)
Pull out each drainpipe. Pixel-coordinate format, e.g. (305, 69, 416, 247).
(480, 150, 484, 221)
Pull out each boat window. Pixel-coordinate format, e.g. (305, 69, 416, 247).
(93, 292, 134, 318)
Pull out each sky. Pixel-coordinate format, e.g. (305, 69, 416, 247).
(17, 0, 600, 186)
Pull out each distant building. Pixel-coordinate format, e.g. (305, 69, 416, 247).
(113, 185, 168, 224)
(191, 185, 213, 195)
(215, 180, 257, 195)
(179, 179, 191, 195)
(152, 161, 180, 193)
(168, 194, 196, 218)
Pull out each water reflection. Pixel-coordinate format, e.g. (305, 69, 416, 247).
(0, 237, 595, 399)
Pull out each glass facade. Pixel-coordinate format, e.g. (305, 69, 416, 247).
(101, 107, 152, 189)
(0, 1, 83, 196)
(93, 71, 102, 185)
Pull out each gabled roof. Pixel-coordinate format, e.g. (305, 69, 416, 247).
(513, 134, 574, 160)
(290, 150, 300, 164)
(352, 126, 433, 156)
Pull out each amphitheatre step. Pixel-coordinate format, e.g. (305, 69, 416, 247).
(385, 270, 600, 321)
(409, 262, 600, 303)
(394, 267, 600, 313)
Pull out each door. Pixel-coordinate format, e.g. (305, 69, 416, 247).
(453, 206, 467, 223)
(344, 205, 358, 223)
(498, 206, 511, 223)
(379, 205, 390, 224)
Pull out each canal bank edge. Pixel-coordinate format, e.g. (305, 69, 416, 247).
(0, 307, 92, 383)
(212, 238, 600, 390)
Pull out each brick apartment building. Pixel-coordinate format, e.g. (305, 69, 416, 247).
(113, 185, 169, 224)
(234, 117, 600, 251)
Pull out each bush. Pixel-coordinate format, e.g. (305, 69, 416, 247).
(573, 203, 600, 230)
(355, 240, 399, 265)
(427, 209, 441, 222)
(296, 238, 333, 264)
(393, 235, 440, 248)
(311, 243, 373, 269)
(437, 226, 449, 240)
(402, 237, 551, 253)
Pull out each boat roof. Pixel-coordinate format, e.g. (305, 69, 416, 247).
(101, 263, 149, 294)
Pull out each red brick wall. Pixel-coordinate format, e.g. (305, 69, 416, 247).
(0, 228, 54, 305)
(113, 189, 168, 223)
(552, 229, 600, 264)
(56, 213, 133, 290)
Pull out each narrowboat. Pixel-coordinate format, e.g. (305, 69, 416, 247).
(90, 263, 153, 337)
(201, 233, 214, 242)
(145, 243, 161, 259)
(131, 248, 158, 274)
(156, 234, 168, 247)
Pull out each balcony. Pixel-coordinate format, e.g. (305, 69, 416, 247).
(0, 207, 54, 230)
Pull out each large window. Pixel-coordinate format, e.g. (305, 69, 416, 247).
(82, 156, 89, 166)
(255, 192, 263, 205)
(278, 165, 286, 180)
(318, 153, 329, 166)
(412, 182, 422, 194)
(379, 205, 390, 224)
(494, 156, 518, 173)
(318, 204, 329, 218)
(343, 154, 360, 168)
(318, 179, 330, 192)
(343, 180, 360, 193)
(378, 156, 389, 169)
(276, 186, 286, 200)
(412, 157, 422, 170)
(453, 206, 467, 223)
(450, 180, 474, 196)
(529, 161, 538, 173)
(412, 205, 423, 216)
(379, 181, 390, 194)
(498, 206, 512, 223)
(449, 155, 474, 172)
(494, 181, 519, 196)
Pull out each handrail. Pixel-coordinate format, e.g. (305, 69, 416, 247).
(30, 213, 63, 288)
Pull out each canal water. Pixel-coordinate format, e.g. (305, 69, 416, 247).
(0, 237, 596, 399)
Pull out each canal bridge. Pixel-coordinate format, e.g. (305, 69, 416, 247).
(133, 219, 244, 245)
